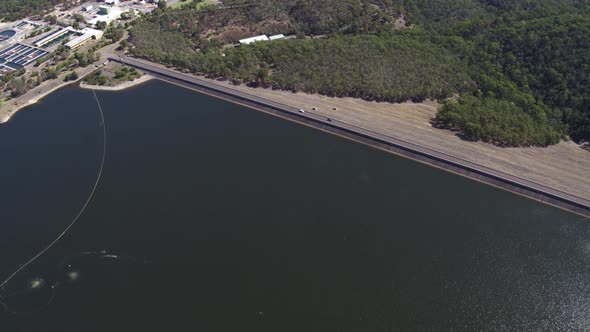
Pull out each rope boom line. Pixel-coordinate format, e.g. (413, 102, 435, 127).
(0, 89, 107, 290)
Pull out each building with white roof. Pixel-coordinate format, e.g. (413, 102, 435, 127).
(88, 7, 126, 26)
(65, 28, 103, 49)
(34, 28, 73, 48)
(269, 34, 285, 41)
(239, 35, 269, 45)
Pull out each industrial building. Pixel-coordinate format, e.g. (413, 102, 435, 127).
(88, 7, 126, 26)
(65, 28, 103, 49)
(0, 43, 49, 72)
(269, 34, 285, 41)
(239, 34, 287, 45)
(239, 35, 269, 45)
(15, 21, 40, 30)
(0, 64, 15, 76)
(98, 6, 111, 15)
(33, 28, 75, 48)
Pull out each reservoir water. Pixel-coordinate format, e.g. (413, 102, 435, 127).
(0, 80, 588, 331)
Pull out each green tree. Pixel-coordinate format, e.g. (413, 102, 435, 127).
(96, 21, 107, 30)
(74, 13, 85, 22)
(44, 14, 57, 24)
(64, 71, 79, 82)
(125, 0, 590, 145)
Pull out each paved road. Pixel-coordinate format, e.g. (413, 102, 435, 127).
(110, 55, 590, 217)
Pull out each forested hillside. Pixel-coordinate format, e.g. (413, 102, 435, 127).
(437, 12, 590, 144)
(128, 0, 590, 146)
(0, 0, 66, 21)
(223, 33, 472, 102)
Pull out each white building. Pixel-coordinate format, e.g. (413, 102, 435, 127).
(34, 28, 72, 48)
(269, 34, 285, 41)
(239, 35, 269, 45)
(65, 28, 103, 49)
(87, 7, 126, 26)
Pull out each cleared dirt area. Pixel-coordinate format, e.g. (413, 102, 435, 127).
(217, 81, 590, 202)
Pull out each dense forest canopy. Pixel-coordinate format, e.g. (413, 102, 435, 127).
(128, 0, 590, 146)
(0, 0, 67, 21)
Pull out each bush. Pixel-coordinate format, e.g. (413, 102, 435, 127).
(64, 71, 79, 82)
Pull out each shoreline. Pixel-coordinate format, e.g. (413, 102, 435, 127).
(0, 70, 91, 124)
(79, 74, 154, 91)
(111, 55, 590, 218)
(157, 75, 590, 218)
(0, 74, 78, 124)
(0, 40, 123, 124)
(0, 53, 587, 217)
(0, 73, 153, 124)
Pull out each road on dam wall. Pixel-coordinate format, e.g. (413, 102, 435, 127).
(109, 55, 590, 218)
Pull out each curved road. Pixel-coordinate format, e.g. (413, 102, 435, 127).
(109, 55, 590, 217)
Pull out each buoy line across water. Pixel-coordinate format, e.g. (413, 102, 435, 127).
(0, 88, 107, 290)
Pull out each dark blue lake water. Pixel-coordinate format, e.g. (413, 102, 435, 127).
(0, 80, 588, 331)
